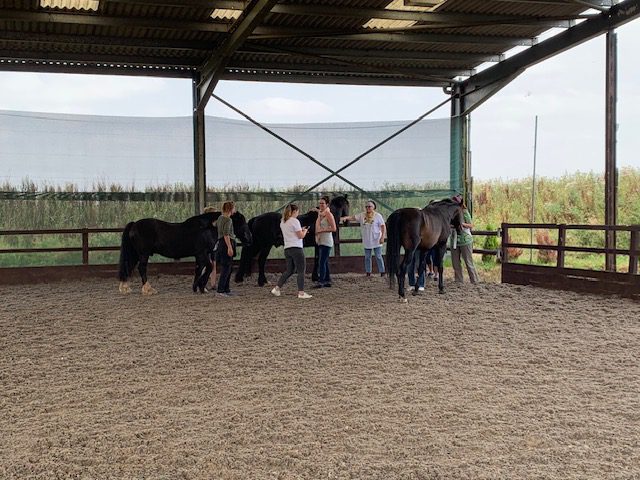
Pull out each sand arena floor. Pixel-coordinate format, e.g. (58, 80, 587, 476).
(1, 273, 639, 479)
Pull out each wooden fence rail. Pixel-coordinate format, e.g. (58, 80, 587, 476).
(0, 225, 500, 266)
(501, 223, 640, 299)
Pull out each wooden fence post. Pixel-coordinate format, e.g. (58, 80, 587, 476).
(334, 227, 341, 257)
(629, 229, 639, 275)
(501, 223, 509, 264)
(82, 229, 89, 265)
(557, 224, 566, 268)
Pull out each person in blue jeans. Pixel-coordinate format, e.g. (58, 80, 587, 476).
(407, 248, 426, 291)
(341, 200, 386, 277)
(314, 195, 337, 288)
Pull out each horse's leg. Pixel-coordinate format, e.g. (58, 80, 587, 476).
(412, 250, 428, 296)
(198, 253, 213, 293)
(193, 263, 202, 293)
(139, 255, 157, 295)
(436, 245, 446, 294)
(397, 247, 413, 302)
(257, 246, 270, 286)
(193, 253, 211, 293)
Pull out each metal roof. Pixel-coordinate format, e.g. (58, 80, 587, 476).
(0, 0, 628, 86)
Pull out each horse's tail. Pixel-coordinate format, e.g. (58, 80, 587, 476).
(118, 222, 138, 282)
(235, 241, 254, 282)
(386, 210, 401, 289)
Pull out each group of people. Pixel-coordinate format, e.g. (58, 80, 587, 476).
(205, 195, 479, 298)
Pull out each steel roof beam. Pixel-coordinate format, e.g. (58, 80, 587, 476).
(221, 71, 447, 87)
(226, 60, 474, 79)
(197, 0, 278, 109)
(265, 4, 587, 28)
(0, 9, 231, 32)
(0, 59, 193, 77)
(240, 44, 505, 63)
(0, 50, 201, 67)
(490, 0, 612, 5)
(252, 30, 536, 46)
(459, 0, 640, 114)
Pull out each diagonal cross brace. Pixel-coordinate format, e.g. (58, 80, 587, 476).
(212, 94, 395, 212)
(283, 95, 453, 210)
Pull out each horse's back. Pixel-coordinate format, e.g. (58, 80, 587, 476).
(131, 217, 209, 259)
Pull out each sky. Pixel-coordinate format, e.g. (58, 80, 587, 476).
(0, 17, 638, 183)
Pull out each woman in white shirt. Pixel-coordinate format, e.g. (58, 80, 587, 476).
(271, 204, 313, 299)
(342, 200, 386, 277)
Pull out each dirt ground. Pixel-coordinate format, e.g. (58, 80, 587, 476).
(1, 272, 639, 479)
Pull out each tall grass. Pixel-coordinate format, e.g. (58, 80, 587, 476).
(1, 168, 638, 269)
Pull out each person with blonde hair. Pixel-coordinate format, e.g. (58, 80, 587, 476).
(215, 201, 237, 296)
(271, 204, 313, 299)
(341, 199, 386, 277)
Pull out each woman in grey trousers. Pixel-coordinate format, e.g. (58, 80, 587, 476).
(271, 204, 313, 299)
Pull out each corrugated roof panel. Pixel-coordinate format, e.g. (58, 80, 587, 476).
(211, 8, 242, 21)
(40, 0, 98, 11)
(0, 0, 627, 84)
(363, 0, 430, 30)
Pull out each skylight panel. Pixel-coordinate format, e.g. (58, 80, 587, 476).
(40, 0, 99, 11)
(363, 0, 441, 30)
(211, 8, 243, 21)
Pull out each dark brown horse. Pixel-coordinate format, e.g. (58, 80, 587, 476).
(118, 211, 252, 294)
(386, 199, 463, 301)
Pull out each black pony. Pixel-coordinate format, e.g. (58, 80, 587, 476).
(235, 195, 350, 286)
(118, 211, 252, 294)
(386, 198, 463, 301)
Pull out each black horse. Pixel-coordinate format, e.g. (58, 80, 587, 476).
(118, 211, 252, 294)
(386, 198, 463, 301)
(235, 195, 350, 286)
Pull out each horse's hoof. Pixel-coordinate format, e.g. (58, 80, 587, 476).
(119, 282, 132, 294)
(438, 289, 445, 294)
(398, 297, 408, 303)
(142, 283, 157, 295)
(411, 290, 419, 296)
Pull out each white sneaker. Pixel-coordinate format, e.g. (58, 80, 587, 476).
(418, 286, 425, 292)
(271, 286, 281, 297)
(298, 292, 313, 299)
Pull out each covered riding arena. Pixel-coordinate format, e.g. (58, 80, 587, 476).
(1, 0, 640, 478)
(2, 274, 639, 478)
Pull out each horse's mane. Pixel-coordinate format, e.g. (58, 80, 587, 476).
(422, 198, 460, 221)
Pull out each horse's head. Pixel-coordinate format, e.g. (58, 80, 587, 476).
(330, 194, 350, 225)
(231, 211, 253, 246)
(298, 210, 318, 231)
(197, 212, 219, 230)
(442, 198, 464, 235)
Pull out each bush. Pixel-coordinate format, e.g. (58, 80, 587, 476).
(482, 224, 499, 263)
(535, 229, 557, 264)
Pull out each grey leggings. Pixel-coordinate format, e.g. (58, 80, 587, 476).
(277, 247, 306, 291)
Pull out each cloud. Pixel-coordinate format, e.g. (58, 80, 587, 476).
(0, 73, 188, 116)
(243, 97, 333, 122)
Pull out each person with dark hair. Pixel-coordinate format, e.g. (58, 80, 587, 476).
(271, 204, 313, 299)
(313, 195, 337, 288)
(451, 195, 479, 284)
(341, 200, 386, 277)
(203, 205, 218, 292)
(215, 201, 237, 296)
